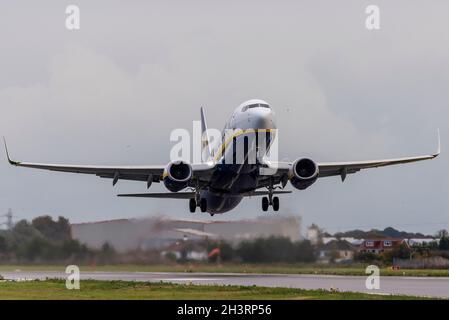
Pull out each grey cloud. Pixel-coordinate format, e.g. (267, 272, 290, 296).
(0, 1, 447, 234)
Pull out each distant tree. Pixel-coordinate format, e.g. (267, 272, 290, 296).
(12, 220, 41, 239)
(61, 239, 90, 261)
(439, 237, 449, 251)
(101, 242, 115, 254)
(31, 216, 71, 242)
(99, 242, 117, 264)
(237, 237, 290, 263)
(0, 215, 116, 263)
(0, 235, 7, 253)
(207, 241, 234, 262)
(17, 236, 56, 261)
(334, 227, 432, 240)
(219, 242, 234, 261)
(354, 251, 379, 263)
(236, 237, 316, 263)
(412, 241, 439, 257)
(164, 251, 178, 262)
(437, 229, 449, 238)
(334, 229, 385, 240)
(382, 243, 412, 263)
(293, 240, 316, 263)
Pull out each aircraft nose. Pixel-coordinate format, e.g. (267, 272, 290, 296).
(253, 110, 276, 129)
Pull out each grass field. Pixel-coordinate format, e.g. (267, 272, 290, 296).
(1, 263, 449, 277)
(0, 279, 423, 300)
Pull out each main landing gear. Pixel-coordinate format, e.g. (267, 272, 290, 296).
(189, 198, 208, 213)
(262, 196, 279, 212)
(262, 179, 280, 212)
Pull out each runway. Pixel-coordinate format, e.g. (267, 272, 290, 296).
(2, 270, 449, 298)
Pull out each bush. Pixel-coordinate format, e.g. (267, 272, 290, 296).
(237, 237, 316, 263)
(354, 251, 379, 263)
(293, 240, 315, 263)
(207, 241, 234, 262)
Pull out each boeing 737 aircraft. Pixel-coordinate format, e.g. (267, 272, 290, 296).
(4, 99, 440, 216)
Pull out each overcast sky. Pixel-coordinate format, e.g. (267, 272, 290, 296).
(0, 0, 447, 234)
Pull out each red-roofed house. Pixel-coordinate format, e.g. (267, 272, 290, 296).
(359, 239, 409, 254)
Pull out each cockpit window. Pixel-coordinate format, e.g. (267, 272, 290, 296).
(242, 103, 270, 112)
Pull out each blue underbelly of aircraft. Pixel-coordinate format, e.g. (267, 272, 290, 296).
(199, 190, 243, 214)
(204, 163, 259, 213)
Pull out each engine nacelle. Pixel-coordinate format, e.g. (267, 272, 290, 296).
(289, 158, 319, 190)
(163, 161, 193, 192)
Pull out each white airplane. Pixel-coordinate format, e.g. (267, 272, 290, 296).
(4, 99, 440, 216)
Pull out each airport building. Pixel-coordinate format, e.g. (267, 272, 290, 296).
(71, 215, 301, 253)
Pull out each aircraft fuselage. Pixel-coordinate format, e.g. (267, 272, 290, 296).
(200, 99, 277, 214)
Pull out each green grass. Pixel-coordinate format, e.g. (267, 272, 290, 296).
(0, 279, 423, 300)
(1, 263, 449, 277)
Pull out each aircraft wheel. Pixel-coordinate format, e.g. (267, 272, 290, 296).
(262, 197, 269, 211)
(272, 196, 279, 211)
(200, 198, 208, 212)
(189, 198, 196, 213)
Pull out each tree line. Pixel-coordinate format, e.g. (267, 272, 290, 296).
(0, 216, 115, 264)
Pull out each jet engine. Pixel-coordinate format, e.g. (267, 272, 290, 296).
(289, 158, 319, 190)
(163, 161, 193, 192)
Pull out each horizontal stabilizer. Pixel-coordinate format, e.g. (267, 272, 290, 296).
(117, 190, 292, 199)
(117, 192, 195, 199)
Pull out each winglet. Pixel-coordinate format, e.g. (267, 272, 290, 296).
(434, 128, 441, 157)
(3, 137, 19, 165)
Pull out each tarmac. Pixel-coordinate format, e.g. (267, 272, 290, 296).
(2, 270, 449, 298)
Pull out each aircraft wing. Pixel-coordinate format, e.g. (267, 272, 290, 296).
(317, 153, 439, 180)
(3, 138, 215, 186)
(266, 130, 441, 182)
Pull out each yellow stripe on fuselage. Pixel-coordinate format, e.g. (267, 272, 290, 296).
(213, 128, 276, 162)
